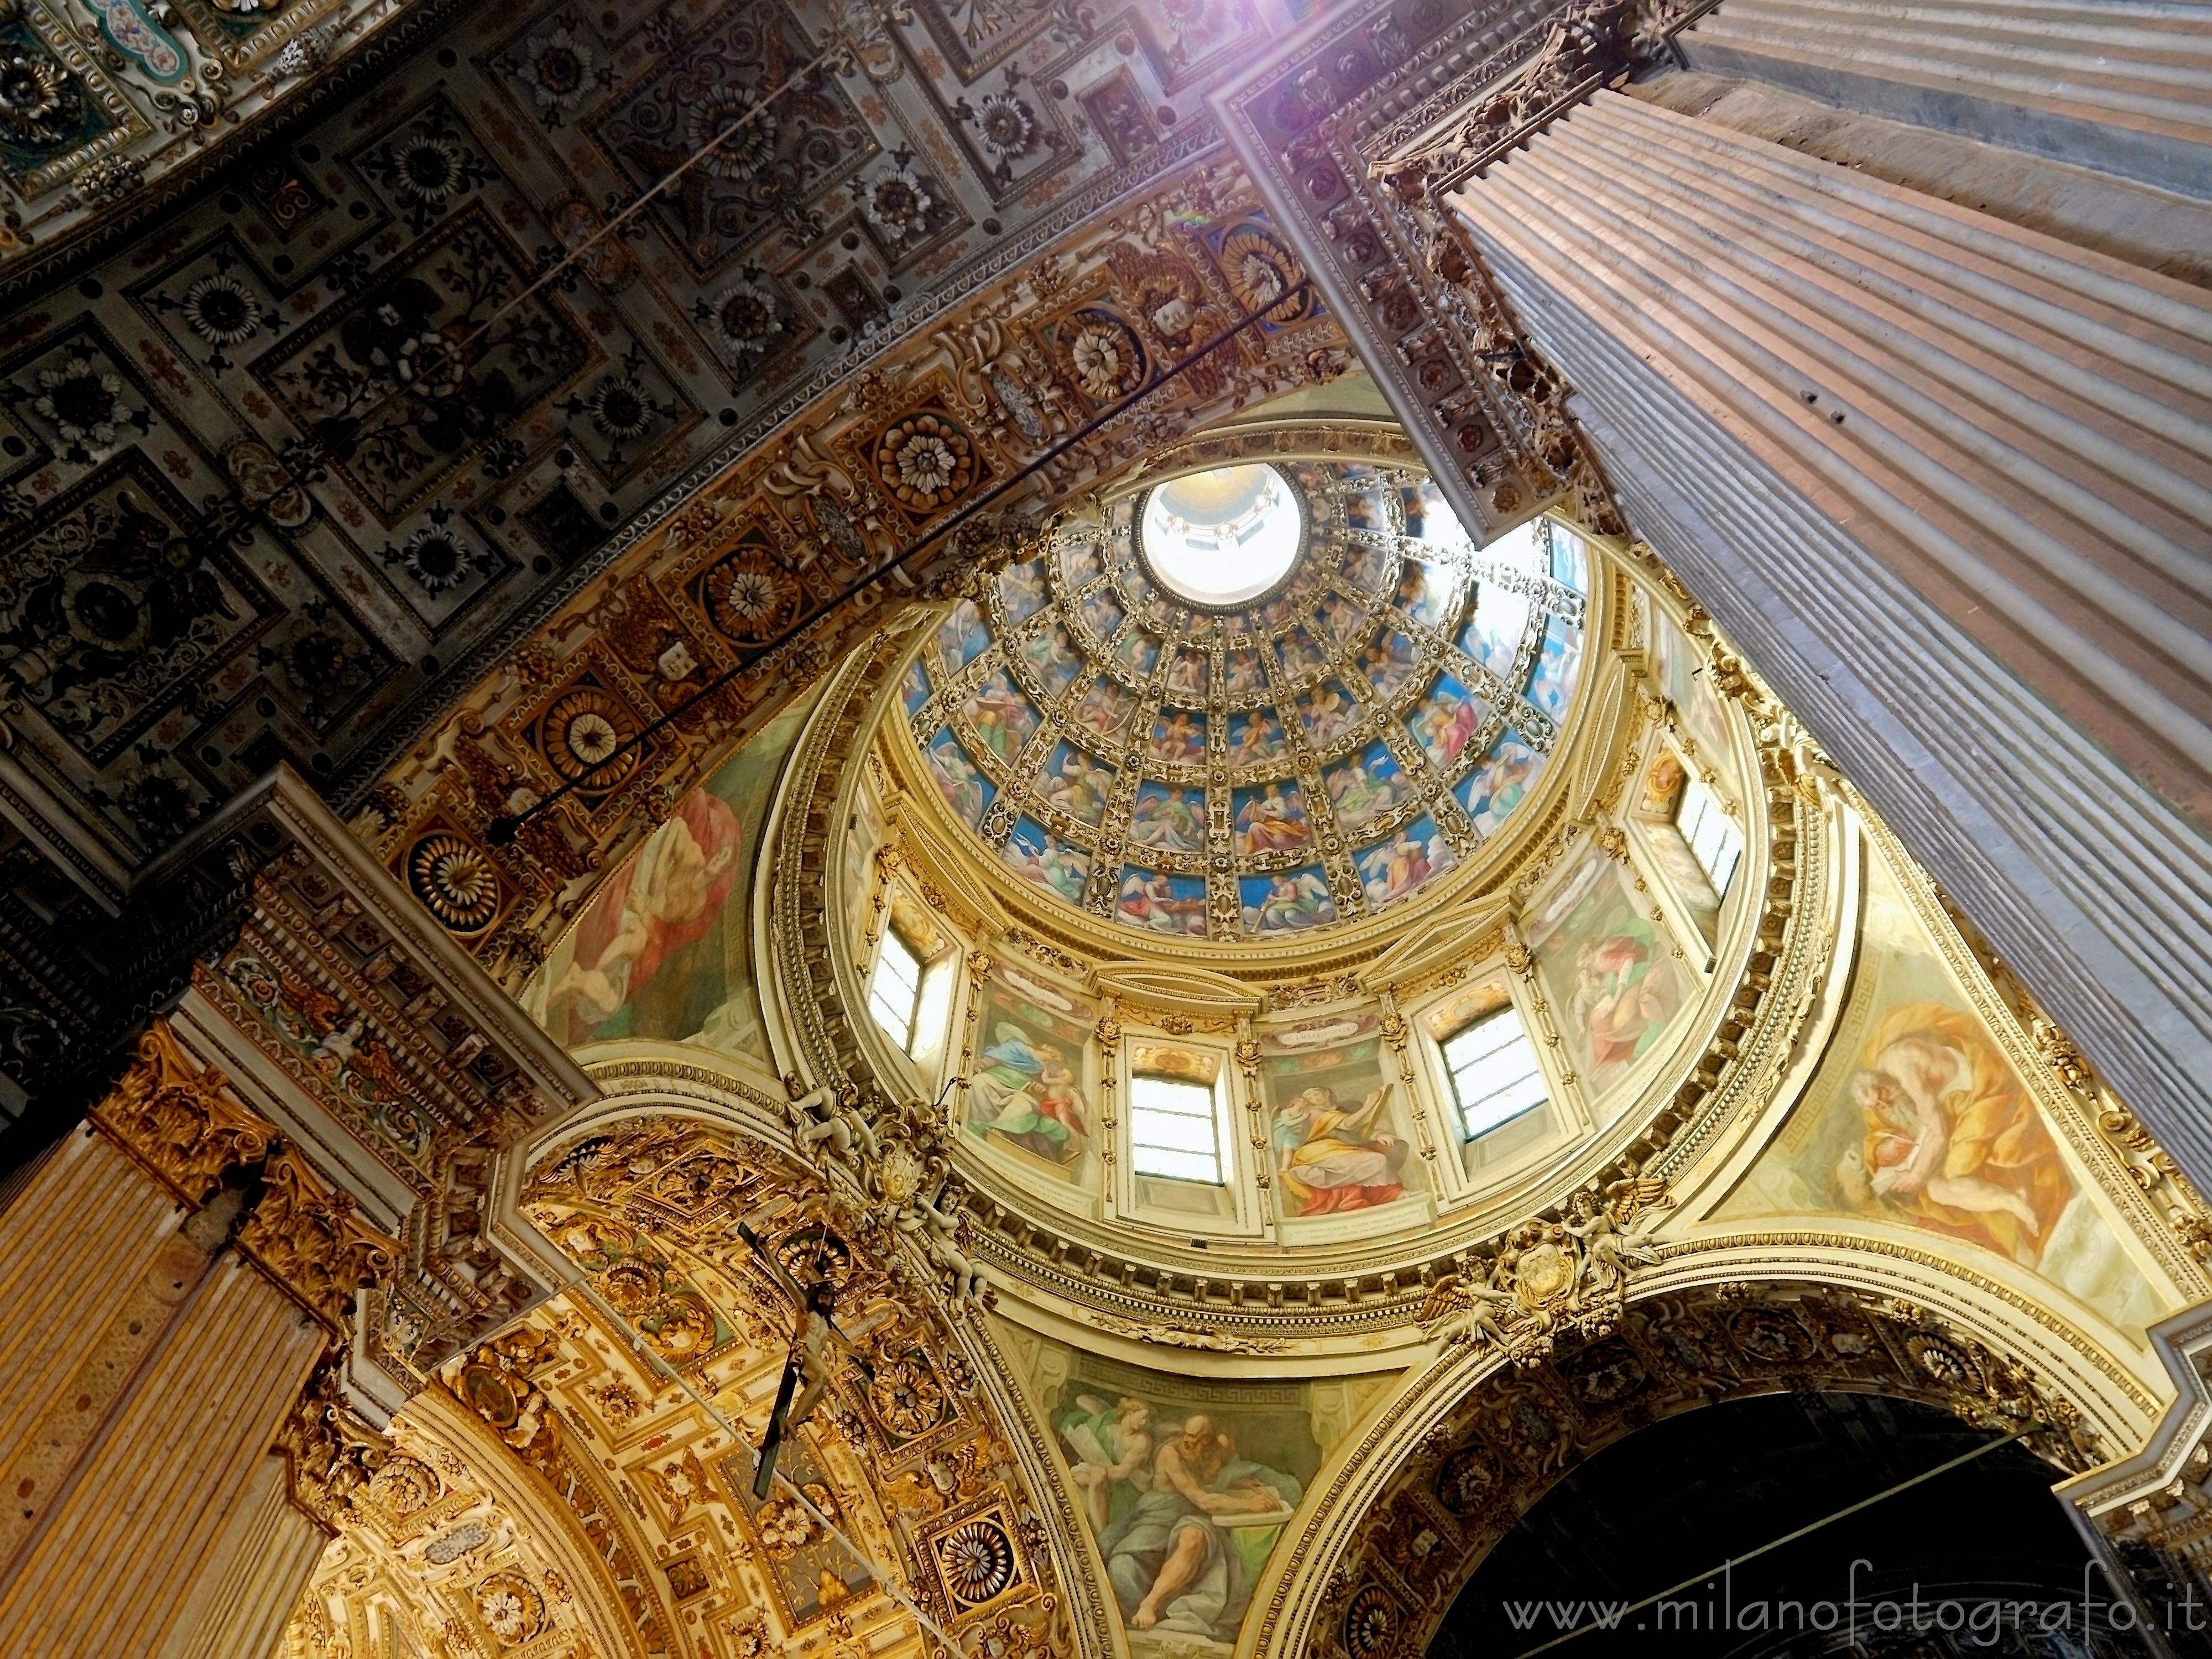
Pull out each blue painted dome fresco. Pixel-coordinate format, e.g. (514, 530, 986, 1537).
(899, 459, 1590, 941)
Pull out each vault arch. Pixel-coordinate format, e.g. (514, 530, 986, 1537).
(1259, 1254, 2155, 1659)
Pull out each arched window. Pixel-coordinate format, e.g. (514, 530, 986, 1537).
(1675, 777, 1745, 898)
(867, 928, 952, 1059)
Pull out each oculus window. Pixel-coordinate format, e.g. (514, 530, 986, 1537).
(1139, 463, 1302, 608)
(1129, 1073, 1226, 1184)
(1441, 1008, 1548, 1140)
(1676, 777, 1745, 898)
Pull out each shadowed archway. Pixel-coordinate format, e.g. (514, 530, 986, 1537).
(1434, 1392, 2151, 1658)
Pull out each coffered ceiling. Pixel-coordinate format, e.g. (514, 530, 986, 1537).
(0, 0, 1328, 896)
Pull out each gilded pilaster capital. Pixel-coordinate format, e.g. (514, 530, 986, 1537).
(236, 1145, 400, 1334)
(86, 1022, 276, 1209)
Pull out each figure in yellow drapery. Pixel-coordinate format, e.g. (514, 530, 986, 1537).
(1272, 1086, 1408, 1216)
(1837, 1002, 2073, 1265)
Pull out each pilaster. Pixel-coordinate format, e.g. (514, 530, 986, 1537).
(1679, 0, 2212, 198)
(0, 764, 597, 1656)
(1439, 91, 2212, 1192)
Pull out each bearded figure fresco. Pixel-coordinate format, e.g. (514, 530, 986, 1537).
(1835, 1003, 2073, 1265)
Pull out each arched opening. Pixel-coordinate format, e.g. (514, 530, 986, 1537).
(1434, 1392, 2135, 1658)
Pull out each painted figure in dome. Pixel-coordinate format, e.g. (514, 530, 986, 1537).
(1073, 681, 1135, 739)
(1279, 625, 1328, 676)
(1079, 588, 1125, 639)
(1228, 711, 1286, 766)
(1461, 738, 1541, 835)
(1360, 632, 1422, 698)
(999, 559, 1049, 622)
(937, 599, 993, 668)
(544, 791, 741, 1044)
(1130, 787, 1206, 854)
(1412, 682, 1485, 768)
(1005, 828, 1089, 904)
(1167, 650, 1210, 700)
(1119, 869, 1208, 936)
(1248, 871, 1337, 932)
(1039, 749, 1113, 823)
(1223, 650, 1266, 696)
(1151, 709, 1206, 764)
(926, 734, 989, 825)
(1328, 759, 1403, 831)
(1272, 1085, 1410, 1215)
(1357, 827, 1448, 907)
(1298, 682, 1358, 746)
(1020, 625, 1084, 698)
(1319, 592, 1367, 641)
(1396, 561, 1452, 626)
(1234, 782, 1310, 854)
(963, 677, 1036, 761)
(968, 1020, 1087, 1164)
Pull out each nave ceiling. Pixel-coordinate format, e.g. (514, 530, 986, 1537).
(0, 0, 1651, 1110)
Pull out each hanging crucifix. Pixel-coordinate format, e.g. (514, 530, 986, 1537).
(738, 1221, 847, 1500)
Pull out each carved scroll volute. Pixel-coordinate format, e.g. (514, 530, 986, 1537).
(235, 1146, 400, 1334)
(87, 1022, 276, 1209)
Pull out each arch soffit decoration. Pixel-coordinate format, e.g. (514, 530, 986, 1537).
(1264, 1275, 2141, 1659)
(296, 1093, 1113, 1659)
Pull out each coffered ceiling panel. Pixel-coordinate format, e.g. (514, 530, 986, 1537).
(0, 0, 1314, 888)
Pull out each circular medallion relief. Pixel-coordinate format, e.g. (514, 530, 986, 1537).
(1139, 462, 1303, 608)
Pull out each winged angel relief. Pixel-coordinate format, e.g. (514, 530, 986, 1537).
(1419, 1180, 1670, 1366)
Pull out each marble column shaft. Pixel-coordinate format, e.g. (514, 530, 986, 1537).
(1450, 90, 2212, 1182)
(0, 1051, 331, 1657)
(1681, 0, 2212, 197)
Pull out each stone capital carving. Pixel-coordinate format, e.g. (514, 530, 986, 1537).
(277, 1358, 407, 1535)
(236, 1145, 400, 1334)
(86, 1022, 276, 1208)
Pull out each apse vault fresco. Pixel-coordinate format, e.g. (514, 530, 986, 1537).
(902, 458, 1585, 940)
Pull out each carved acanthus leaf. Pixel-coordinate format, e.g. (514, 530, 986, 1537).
(88, 1022, 275, 1208)
(236, 1146, 400, 1333)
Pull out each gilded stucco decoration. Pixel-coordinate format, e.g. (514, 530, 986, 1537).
(85, 1018, 276, 1204)
(284, 1104, 1094, 1659)
(744, 518, 1838, 1335)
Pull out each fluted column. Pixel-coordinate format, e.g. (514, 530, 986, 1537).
(1681, 0, 2212, 197)
(1447, 90, 2212, 1183)
(0, 1025, 389, 1658)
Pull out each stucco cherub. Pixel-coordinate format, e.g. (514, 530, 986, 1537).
(1564, 1182, 1667, 1300)
(1418, 1270, 1519, 1352)
(785, 1078, 881, 1164)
